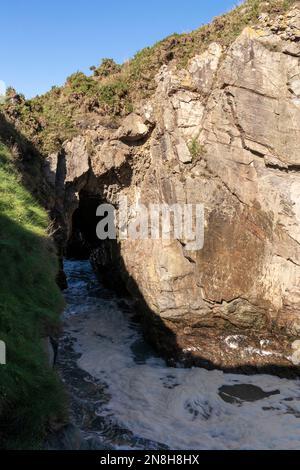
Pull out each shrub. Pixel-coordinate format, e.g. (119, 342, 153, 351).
(66, 72, 96, 96)
(188, 138, 206, 160)
(94, 58, 121, 77)
(97, 78, 131, 114)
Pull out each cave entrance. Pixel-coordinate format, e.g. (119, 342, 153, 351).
(66, 191, 102, 260)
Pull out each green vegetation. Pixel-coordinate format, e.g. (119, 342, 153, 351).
(0, 0, 296, 154)
(0, 142, 65, 449)
(91, 58, 122, 77)
(188, 137, 206, 160)
(0, 0, 296, 449)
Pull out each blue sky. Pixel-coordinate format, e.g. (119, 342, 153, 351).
(0, 0, 237, 98)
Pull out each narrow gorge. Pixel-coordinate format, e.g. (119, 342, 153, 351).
(44, 4, 300, 371)
(1, 0, 300, 451)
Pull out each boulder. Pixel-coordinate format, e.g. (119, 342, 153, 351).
(116, 113, 150, 143)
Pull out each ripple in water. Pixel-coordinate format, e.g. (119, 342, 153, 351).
(57, 260, 300, 450)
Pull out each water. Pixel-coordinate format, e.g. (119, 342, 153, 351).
(57, 260, 300, 450)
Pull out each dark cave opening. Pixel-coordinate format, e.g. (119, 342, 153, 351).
(65, 189, 128, 294)
(66, 191, 103, 260)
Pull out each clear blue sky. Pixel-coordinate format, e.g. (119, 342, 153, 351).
(0, 0, 237, 98)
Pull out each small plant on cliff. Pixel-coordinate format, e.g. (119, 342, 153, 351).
(188, 138, 206, 160)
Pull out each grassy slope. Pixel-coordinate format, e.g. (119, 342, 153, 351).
(1, 0, 295, 154)
(0, 142, 65, 449)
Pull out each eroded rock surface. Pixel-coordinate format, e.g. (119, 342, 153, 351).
(45, 5, 300, 370)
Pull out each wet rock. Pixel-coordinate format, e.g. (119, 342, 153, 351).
(218, 384, 280, 405)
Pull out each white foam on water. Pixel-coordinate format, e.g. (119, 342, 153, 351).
(63, 260, 300, 450)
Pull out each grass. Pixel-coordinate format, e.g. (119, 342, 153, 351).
(0, 0, 296, 154)
(0, 142, 66, 449)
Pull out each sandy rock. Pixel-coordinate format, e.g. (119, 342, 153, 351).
(63, 136, 90, 183)
(292, 340, 300, 351)
(116, 113, 150, 143)
(176, 140, 192, 164)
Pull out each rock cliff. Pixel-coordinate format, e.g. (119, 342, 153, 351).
(40, 4, 300, 370)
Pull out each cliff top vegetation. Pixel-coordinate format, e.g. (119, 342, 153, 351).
(0, 0, 296, 154)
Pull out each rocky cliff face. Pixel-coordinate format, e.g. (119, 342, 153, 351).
(45, 4, 300, 371)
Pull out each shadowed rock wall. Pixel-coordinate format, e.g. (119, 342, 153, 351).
(44, 5, 300, 370)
